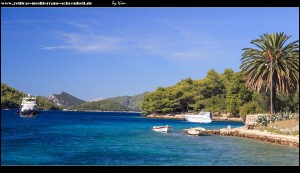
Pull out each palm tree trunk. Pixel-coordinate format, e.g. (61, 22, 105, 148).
(271, 84, 275, 115)
(270, 60, 274, 116)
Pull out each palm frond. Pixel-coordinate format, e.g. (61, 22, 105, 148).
(240, 32, 299, 94)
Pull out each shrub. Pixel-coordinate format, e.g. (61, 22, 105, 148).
(257, 115, 270, 126)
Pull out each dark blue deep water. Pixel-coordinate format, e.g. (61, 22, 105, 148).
(1, 110, 299, 165)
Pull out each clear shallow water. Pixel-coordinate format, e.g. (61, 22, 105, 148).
(1, 110, 299, 166)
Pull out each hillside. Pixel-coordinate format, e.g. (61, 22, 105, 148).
(48, 91, 86, 109)
(1, 83, 146, 112)
(1, 83, 60, 110)
(108, 92, 147, 112)
(1, 83, 23, 109)
(70, 100, 132, 112)
(141, 69, 299, 119)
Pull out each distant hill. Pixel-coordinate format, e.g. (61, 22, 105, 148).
(48, 91, 86, 109)
(1, 83, 147, 112)
(108, 92, 148, 112)
(70, 100, 132, 112)
(1, 83, 60, 110)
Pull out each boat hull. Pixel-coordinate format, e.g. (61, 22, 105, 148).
(19, 110, 39, 117)
(184, 112, 212, 123)
(184, 115, 212, 123)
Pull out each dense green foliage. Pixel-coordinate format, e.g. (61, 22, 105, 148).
(142, 69, 249, 115)
(108, 92, 147, 112)
(1, 83, 60, 110)
(70, 100, 132, 112)
(142, 32, 299, 120)
(1, 83, 24, 109)
(49, 91, 86, 109)
(141, 69, 299, 120)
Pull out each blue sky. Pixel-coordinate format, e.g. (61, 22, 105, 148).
(1, 8, 299, 101)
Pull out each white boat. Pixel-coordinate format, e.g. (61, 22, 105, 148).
(19, 94, 39, 117)
(184, 112, 212, 123)
(152, 125, 171, 132)
(185, 127, 206, 135)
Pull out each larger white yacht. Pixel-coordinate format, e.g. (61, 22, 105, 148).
(184, 112, 212, 123)
(20, 94, 39, 117)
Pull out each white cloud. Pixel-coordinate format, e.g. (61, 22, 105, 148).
(169, 49, 216, 61)
(166, 23, 193, 39)
(6, 16, 43, 29)
(67, 21, 91, 30)
(41, 32, 124, 53)
(170, 50, 200, 60)
(40, 21, 235, 62)
(40, 45, 76, 50)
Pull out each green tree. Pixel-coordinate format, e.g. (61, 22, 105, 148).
(240, 32, 299, 115)
(200, 69, 225, 98)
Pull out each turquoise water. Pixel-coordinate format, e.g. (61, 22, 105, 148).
(1, 110, 299, 166)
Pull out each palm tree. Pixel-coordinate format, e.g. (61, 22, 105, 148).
(240, 32, 299, 115)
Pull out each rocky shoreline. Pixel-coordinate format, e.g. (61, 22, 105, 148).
(146, 113, 243, 122)
(146, 113, 298, 147)
(183, 127, 299, 147)
(206, 127, 299, 148)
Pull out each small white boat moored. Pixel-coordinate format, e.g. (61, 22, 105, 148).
(184, 127, 206, 135)
(152, 125, 171, 132)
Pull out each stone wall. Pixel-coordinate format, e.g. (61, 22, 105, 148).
(245, 114, 267, 129)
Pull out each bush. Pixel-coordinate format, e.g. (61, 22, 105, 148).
(257, 115, 270, 126)
(256, 112, 299, 127)
(239, 102, 257, 122)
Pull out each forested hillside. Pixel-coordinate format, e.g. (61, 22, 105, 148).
(70, 100, 132, 112)
(48, 91, 86, 109)
(108, 92, 147, 112)
(141, 68, 299, 119)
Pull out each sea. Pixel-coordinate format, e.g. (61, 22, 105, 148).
(1, 110, 299, 166)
